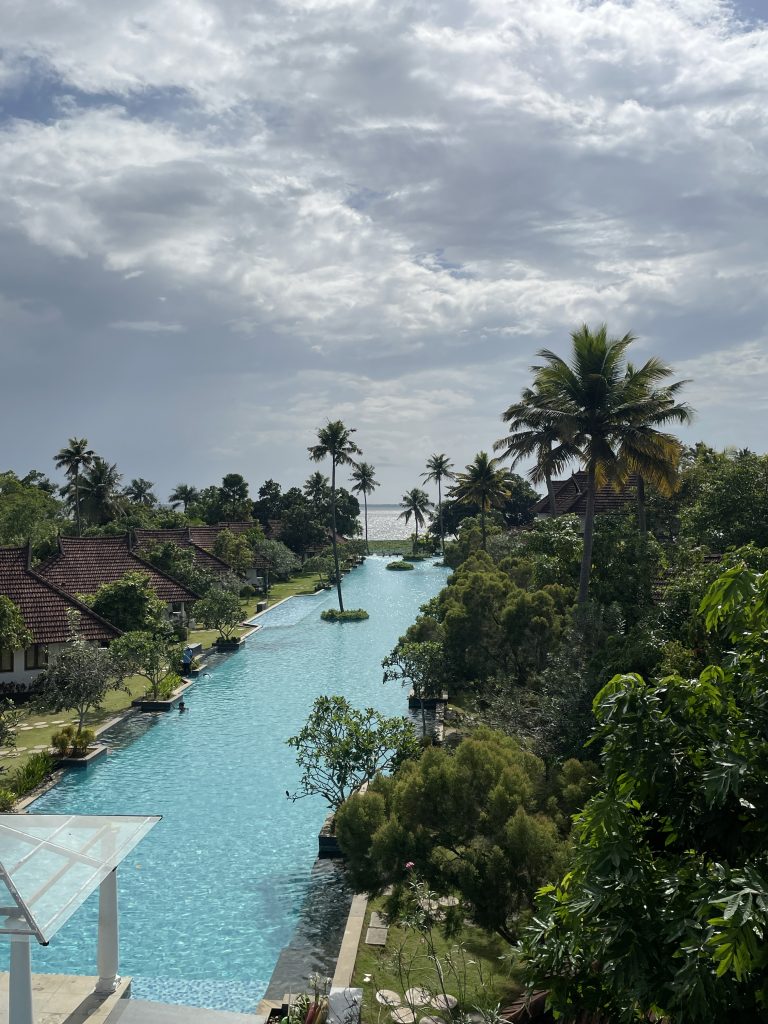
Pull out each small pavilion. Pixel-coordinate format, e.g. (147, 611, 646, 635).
(0, 813, 160, 1024)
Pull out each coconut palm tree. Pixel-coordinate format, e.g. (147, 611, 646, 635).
(124, 478, 157, 507)
(450, 453, 510, 550)
(421, 454, 454, 555)
(308, 421, 362, 611)
(303, 471, 330, 510)
(77, 458, 123, 526)
(350, 463, 379, 554)
(399, 488, 432, 556)
(168, 484, 200, 512)
(494, 387, 579, 515)
(532, 323, 691, 603)
(54, 437, 95, 537)
(614, 363, 693, 537)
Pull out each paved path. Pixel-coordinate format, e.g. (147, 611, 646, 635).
(106, 1000, 256, 1023)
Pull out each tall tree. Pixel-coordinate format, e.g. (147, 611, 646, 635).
(217, 474, 251, 521)
(451, 452, 510, 550)
(350, 462, 379, 554)
(398, 488, 432, 555)
(168, 484, 200, 512)
(532, 324, 690, 602)
(303, 471, 330, 508)
(494, 387, 578, 516)
(308, 421, 362, 612)
(615, 362, 693, 537)
(421, 454, 454, 555)
(54, 437, 95, 537)
(77, 457, 123, 526)
(124, 478, 157, 507)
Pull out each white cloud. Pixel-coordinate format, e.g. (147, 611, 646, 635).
(1, 0, 767, 492)
(109, 320, 185, 332)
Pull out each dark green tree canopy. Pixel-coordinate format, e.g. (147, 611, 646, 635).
(85, 571, 167, 633)
(524, 564, 768, 1022)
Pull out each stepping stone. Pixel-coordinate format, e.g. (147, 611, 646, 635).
(30, 745, 47, 752)
(366, 926, 388, 946)
(376, 990, 401, 1008)
(33, 722, 48, 727)
(430, 996, 457, 1012)
(18, 726, 34, 731)
(420, 1017, 444, 1024)
(391, 1010, 415, 1024)
(370, 911, 388, 928)
(405, 988, 432, 1007)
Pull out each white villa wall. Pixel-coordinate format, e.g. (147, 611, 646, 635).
(0, 643, 65, 690)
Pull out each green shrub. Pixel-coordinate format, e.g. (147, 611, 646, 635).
(0, 787, 16, 811)
(239, 584, 256, 598)
(150, 673, 181, 700)
(403, 554, 426, 562)
(71, 727, 96, 756)
(51, 726, 75, 756)
(171, 621, 189, 642)
(10, 751, 55, 796)
(320, 608, 370, 622)
(386, 561, 415, 571)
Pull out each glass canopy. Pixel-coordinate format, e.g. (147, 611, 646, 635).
(0, 814, 160, 945)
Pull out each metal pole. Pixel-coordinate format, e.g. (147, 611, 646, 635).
(9, 934, 34, 1024)
(95, 867, 120, 994)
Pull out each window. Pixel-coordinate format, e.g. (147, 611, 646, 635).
(0, 649, 13, 673)
(24, 645, 48, 670)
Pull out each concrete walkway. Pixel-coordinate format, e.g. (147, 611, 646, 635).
(106, 1000, 256, 1024)
(0, 973, 130, 1024)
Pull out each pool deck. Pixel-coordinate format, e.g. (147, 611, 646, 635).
(0, 973, 130, 1024)
(0, 975, 260, 1024)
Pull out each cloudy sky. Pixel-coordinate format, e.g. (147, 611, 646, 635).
(1, 0, 767, 502)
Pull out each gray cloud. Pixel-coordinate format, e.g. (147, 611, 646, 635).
(0, 0, 766, 498)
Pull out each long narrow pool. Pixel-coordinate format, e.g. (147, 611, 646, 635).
(10, 557, 447, 1012)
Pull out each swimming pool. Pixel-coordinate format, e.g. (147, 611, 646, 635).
(12, 557, 447, 1012)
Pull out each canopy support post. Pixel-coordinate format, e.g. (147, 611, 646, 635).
(95, 867, 120, 994)
(9, 934, 34, 1024)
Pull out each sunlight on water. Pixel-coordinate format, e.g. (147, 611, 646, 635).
(14, 557, 448, 1012)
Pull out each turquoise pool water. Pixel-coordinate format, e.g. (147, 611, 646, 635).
(13, 557, 447, 1012)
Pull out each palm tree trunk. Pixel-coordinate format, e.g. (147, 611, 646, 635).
(363, 492, 369, 554)
(414, 519, 418, 556)
(546, 473, 556, 516)
(75, 471, 81, 537)
(578, 465, 596, 605)
(330, 460, 344, 611)
(480, 505, 487, 550)
(637, 475, 647, 538)
(438, 477, 444, 556)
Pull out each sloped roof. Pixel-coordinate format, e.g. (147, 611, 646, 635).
(0, 546, 120, 645)
(132, 528, 234, 577)
(186, 524, 271, 571)
(37, 536, 199, 603)
(0, 814, 159, 945)
(532, 472, 638, 517)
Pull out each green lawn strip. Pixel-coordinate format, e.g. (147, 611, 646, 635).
(351, 898, 520, 1022)
(188, 575, 322, 651)
(366, 540, 413, 556)
(0, 675, 148, 775)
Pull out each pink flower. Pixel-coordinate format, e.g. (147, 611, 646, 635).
(405, 861, 415, 870)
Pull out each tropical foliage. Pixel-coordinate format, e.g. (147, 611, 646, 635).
(308, 420, 362, 612)
(398, 488, 432, 555)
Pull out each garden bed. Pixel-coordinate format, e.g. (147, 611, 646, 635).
(58, 743, 108, 770)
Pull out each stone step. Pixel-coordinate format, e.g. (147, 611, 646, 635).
(106, 998, 258, 1024)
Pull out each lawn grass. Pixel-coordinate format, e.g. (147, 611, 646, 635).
(352, 898, 520, 1023)
(187, 572, 322, 650)
(0, 674, 148, 777)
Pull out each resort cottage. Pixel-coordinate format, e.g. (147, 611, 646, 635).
(36, 535, 199, 627)
(0, 545, 120, 691)
(136, 523, 272, 590)
(531, 470, 638, 528)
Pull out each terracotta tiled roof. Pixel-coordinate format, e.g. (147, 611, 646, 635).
(0, 546, 120, 645)
(37, 536, 199, 603)
(186, 524, 271, 571)
(132, 528, 234, 576)
(532, 472, 638, 517)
